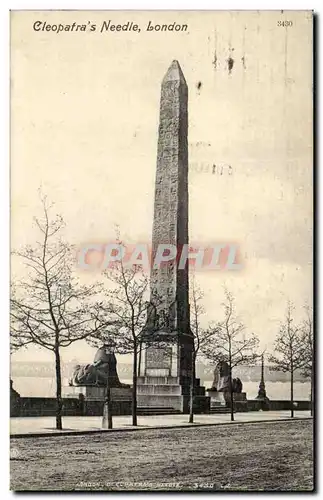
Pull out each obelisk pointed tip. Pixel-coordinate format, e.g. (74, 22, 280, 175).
(171, 59, 181, 69)
(162, 60, 187, 85)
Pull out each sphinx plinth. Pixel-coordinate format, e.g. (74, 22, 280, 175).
(64, 347, 131, 402)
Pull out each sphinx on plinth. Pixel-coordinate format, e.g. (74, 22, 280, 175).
(211, 360, 243, 393)
(69, 346, 129, 388)
(65, 346, 131, 403)
(207, 361, 247, 409)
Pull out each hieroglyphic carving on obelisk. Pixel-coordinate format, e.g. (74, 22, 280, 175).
(148, 60, 190, 335)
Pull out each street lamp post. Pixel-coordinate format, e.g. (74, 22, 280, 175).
(102, 376, 113, 429)
(102, 342, 115, 429)
(255, 351, 270, 410)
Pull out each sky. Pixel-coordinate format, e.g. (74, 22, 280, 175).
(11, 10, 313, 364)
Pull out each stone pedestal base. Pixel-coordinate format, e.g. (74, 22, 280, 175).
(10, 380, 21, 417)
(231, 392, 247, 402)
(207, 390, 226, 407)
(137, 375, 208, 413)
(207, 390, 247, 409)
(137, 334, 208, 413)
(137, 376, 191, 412)
(230, 392, 248, 410)
(137, 336, 192, 413)
(62, 386, 132, 416)
(255, 395, 270, 410)
(63, 385, 132, 401)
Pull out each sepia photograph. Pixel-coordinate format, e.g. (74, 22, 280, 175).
(10, 9, 314, 492)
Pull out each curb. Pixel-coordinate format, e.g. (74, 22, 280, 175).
(10, 416, 312, 439)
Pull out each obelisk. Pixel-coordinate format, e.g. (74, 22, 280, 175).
(137, 61, 203, 413)
(149, 59, 190, 334)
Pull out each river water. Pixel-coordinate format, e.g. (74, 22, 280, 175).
(12, 376, 311, 401)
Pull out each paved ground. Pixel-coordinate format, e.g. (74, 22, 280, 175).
(10, 419, 313, 491)
(10, 410, 312, 436)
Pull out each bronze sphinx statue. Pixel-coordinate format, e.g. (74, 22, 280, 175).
(211, 360, 243, 393)
(69, 346, 130, 388)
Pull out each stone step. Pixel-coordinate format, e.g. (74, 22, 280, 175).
(137, 406, 181, 415)
(210, 407, 232, 414)
(137, 391, 182, 396)
(137, 383, 184, 387)
(137, 377, 180, 385)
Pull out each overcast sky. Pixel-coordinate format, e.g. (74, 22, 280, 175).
(11, 11, 313, 364)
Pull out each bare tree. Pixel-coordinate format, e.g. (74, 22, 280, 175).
(300, 305, 314, 416)
(202, 287, 259, 421)
(10, 195, 109, 430)
(188, 276, 217, 423)
(89, 258, 150, 427)
(268, 302, 306, 418)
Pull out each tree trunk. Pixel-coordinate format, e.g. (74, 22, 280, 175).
(189, 351, 196, 424)
(310, 366, 314, 417)
(102, 374, 113, 429)
(229, 367, 234, 422)
(54, 346, 63, 430)
(138, 342, 142, 377)
(290, 369, 294, 418)
(132, 346, 138, 426)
